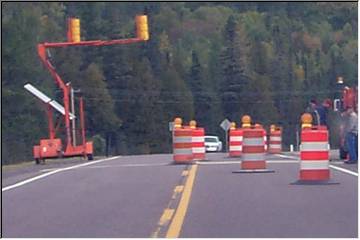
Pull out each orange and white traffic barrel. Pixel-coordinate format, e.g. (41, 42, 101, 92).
(189, 120, 205, 160)
(173, 127, 194, 163)
(254, 124, 267, 152)
(172, 117, 193, 163)
(299, 127, 330, 181)
(268, 127, 282, 154)
(241, 128, 266, 170)
(264, 130, 268, 152)
(229, 128, 243, 157)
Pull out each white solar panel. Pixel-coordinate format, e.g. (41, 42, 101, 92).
(24, 83, 76, 120)
(24, 84, 51, 103)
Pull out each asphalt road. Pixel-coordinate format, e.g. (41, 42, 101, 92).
(2, 155, 187, 237)
(2, 152, 358, 238)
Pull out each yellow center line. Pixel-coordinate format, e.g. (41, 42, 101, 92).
(166, 164, 198, 238)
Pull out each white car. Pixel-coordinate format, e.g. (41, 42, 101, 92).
(204, 136, 222, 152)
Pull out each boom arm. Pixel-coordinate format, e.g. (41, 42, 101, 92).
(37, 15, 149, 149)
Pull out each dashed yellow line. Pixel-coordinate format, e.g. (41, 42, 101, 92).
(158, 208, 175, 226)
(174, 185, 184, 193)
(182, 170, 189, 176)
(151, 208, 175, 238)
(166, 164, 198, 238)
(172, 185, 184, 199)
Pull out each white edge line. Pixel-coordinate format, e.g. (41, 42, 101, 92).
(275, 154, 358, 177)
(39, 162, 170, 171)
(40, 168, 62, 172)
(330, 165, 358, 177)
(275, 154, 299, 160)
(86, 162, 170, 168)
(197, 160, 298, 165)
(2, 156, 120, 192)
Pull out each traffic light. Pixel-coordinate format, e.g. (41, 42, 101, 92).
(135, 15, 149, 41)
(67, 18, 81, 42)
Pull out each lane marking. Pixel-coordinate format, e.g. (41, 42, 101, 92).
(151, 228, 160, 238)
(275, 154, 358, 176)
(40, 168, 62, 172)
(172, 185, 184, 199)
(2, 156, 120, 192)
(181, 170, 189, 176)
(275, 154, 299, 160)
(329, 165, 358, 177)
(158, 208, 175, 226)
(166, 164, 198, 238)
(40, 162, 170, 172)
(151, 167, 189, 238)
(174, 185, 184, 193)
(84, 162, 170, 168)
(197, 160, 298, 165)
(197, 160, 241, 165)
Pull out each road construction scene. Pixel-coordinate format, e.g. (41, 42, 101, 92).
(2, 2, 358, 238)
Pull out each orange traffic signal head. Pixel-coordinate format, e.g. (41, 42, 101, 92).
(67, 18, 81, 43)
(135, 15, 149, 41)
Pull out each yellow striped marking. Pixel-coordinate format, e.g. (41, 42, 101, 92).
(166, 164, 198, 238)
(150, 228, 160, 238)
(159, 208, 175, 226)
(174, 185, 184, 193)
(172, 185, 184, 199)
(181, 170, 189, 176)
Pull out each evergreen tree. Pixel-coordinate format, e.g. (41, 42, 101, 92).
(187, 50, 213, 129)
(220, 16, 250, 122)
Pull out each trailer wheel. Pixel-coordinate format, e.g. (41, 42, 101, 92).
(87, 154, 93, 161)
(35, 158, 40, 164)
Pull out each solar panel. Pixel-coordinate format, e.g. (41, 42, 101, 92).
(24, 83, 76, 119)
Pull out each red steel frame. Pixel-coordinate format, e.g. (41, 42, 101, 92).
(37, 24, 146, 159)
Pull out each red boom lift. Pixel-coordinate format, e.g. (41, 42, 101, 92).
(32, 15, 149, 164)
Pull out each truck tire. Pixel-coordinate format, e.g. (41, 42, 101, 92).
(87, 154, 93, 161)
(35, 158, 40, 164)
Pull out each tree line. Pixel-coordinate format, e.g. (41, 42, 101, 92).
(2, 2, 357, 164)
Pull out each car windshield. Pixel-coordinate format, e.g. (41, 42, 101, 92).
(205, 137, 218, 143)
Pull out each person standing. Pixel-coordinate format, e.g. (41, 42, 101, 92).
(343, 107, 358, 163)
(305, 99, 320, 126)
(315, 99, 332, 127)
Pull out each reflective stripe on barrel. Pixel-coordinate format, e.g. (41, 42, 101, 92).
(229, 129, 243, 157)
(173, 128, 193, 163)
(299, 129, 330, 181)
(263, 129, 268, 151)
(268, 130, 282, 154)
(241, 129, 266, 169)
(192, 128, 205, 160)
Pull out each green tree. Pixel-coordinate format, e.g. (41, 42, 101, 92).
(220, 16, 251, 121)
(187, 50, 212, 127)
(80, 63, 120, 136)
